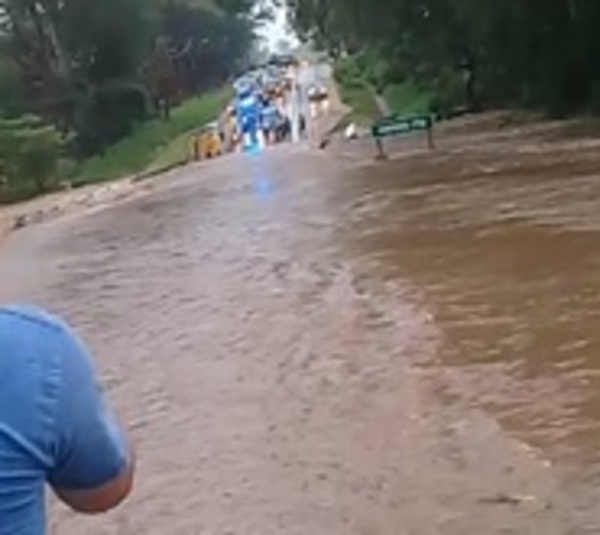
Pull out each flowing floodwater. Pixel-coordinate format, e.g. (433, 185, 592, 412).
(2, 117, 600, 533)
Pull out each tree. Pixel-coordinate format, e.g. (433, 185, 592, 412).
(0, 0, 260, 157)
(0, 115, 63, 193)
(284, 0, 600, 114)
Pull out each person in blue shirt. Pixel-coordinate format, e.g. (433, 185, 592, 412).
(235, 85, 262, 150)
(0, 305, 135, 534)
(260, 101, 278, 145)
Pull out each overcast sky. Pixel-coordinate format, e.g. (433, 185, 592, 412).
(257, 3, 299, 52)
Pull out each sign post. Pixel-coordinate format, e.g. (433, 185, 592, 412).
(371, 114, 435, 159)
(290, 73, 300, 143)
(375, 137, 388, 160)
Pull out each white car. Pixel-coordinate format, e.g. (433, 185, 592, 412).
(307, 84, 328, 102)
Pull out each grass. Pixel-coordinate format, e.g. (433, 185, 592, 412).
(145, 131, 192, 175)
(0, 87, 230, 204)
(337, 79, 431, 126)
(73, 87, 231, 186)
(0, 178, 39, 204)
(336, 79, 380, 125)
(382, 81, 432, 116)
(334, 55, 432, 125)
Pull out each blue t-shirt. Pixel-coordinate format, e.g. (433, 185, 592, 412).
(0, 306, 128, 534)
(260, 105, 278, 130)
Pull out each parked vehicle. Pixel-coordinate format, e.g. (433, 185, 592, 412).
(269, 54, 300, 69)
(307, 84, 329, 102)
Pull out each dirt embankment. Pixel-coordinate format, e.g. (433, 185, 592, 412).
(0, 177, 160, 242)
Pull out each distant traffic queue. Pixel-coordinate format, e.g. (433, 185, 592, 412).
(231, 56, 302, 152)
(191, 55, 304, 160)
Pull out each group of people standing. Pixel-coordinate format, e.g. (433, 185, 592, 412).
(227, 79, 309, 151)
(259, 97, 292, 145)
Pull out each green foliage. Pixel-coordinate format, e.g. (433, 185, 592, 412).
(334, 59, 380, 124)
(15, 128, 62, 191)
(0, 0, 258, 163)
(334, 56, 363, 86)
(0, 117, 63, 197)
(428, 69, 465, 117)
(0, 115, 44, 131)
(74, 88, 230, 185)
(74, 81, 150, 156)
(383, 81, 432, 116)
(287, 0, 600, 114)
(0, 0, 258, 202)
(155, 0, 255, 92)
(63, 0, 152, 85)
(364, 58, 393, 94)
(0, 56, 27, 117)
(144, 131, 191, 174)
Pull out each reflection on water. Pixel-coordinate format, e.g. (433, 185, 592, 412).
(253, 176, 274, 199)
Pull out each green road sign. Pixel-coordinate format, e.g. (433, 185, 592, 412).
(371, 113, 435, 159)
(372, 114, 433, 138)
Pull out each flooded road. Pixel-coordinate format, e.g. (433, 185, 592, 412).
(2, 115, 600, 533)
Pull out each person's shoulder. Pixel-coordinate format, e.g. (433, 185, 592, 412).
(1, 304, 66, 329)
(0, 305, 73, 343)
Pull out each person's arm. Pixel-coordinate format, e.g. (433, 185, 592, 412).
(46, 321, 135, 514)
(54, 449, 135, 513)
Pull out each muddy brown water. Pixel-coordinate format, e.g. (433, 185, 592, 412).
(1, 120, 600, 533)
